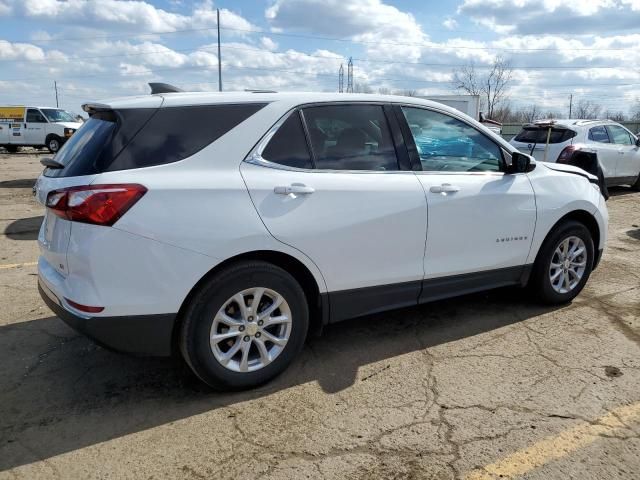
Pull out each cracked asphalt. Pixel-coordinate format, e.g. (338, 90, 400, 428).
(1, 151, 639, 479)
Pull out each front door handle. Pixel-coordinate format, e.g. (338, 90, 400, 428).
(430, 183, 460, 194)
(274, 183, 315, 195)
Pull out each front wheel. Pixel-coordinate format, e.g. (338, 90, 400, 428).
(47, 136, 62, 154)
(179, 261, 309, 390)
(530, 221, 594, 304)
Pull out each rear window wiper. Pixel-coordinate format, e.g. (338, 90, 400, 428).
(40, 158, 64, 169)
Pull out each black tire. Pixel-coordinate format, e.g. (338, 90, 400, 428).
(631, 173, 640, 191)
(46, 136, 62, 154)
(179, 261, 309, 390)
(5, 145, 18, 153)
(530, 220, 594, 304)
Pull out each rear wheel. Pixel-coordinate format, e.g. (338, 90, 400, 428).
(530, 221, 594, 304)
(5, 145, 18, 153)
(179, 261, 309, 390)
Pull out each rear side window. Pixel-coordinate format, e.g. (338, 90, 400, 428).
(588, 126, 610, 143)
(262, 112, 313, 169)
(301, 105, 399, 171)
(45, 103, 266, 177)
(514, 127, 576, 144)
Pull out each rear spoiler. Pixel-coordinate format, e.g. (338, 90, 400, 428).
(81, 102, 112, 115)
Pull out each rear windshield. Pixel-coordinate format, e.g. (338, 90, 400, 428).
(45, 103, 267, 177)
(513, 127, 576, 144)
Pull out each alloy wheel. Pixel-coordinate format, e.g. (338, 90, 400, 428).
(209, 287, 292, 372)
(549, 236, 587, 294)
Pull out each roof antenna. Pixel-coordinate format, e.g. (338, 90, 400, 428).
(148, 83, 183, 94)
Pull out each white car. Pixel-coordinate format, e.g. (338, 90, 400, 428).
(0, 106, 82, 153)
(35, 89, 608, 389)
(510, 119, 640, 189)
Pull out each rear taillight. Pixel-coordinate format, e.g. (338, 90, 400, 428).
(46, 184, 147, 226)
(557, 145, 577, 163)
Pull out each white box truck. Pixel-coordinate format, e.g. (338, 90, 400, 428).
(0, 106, 82, 153)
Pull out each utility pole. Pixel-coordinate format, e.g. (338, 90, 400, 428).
(338, 64, 344, 93)
(568, 94, 573, 119)
(347, 57, 353, 93)
(217, 8, 222, 92)
(54, 81, 59, 107)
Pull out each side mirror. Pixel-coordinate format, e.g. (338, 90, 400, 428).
(635, 137, 640, 147)
(507, 152, 533, 174)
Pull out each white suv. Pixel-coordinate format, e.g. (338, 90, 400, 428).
(510, 119, 640, 189)
(35, 89, 608, 389)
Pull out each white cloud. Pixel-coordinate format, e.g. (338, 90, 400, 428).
(0, 0, 256, 36)
(458, 0, 640, 35)
(443, 17, 458, 30)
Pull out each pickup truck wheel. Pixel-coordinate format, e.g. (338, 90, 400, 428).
(631, 173, 640, 191)
(46, 136, 61, 153)
(179, 261, 309, 390)
(5, 145, 18, 153)
(530, 220, 594, 304)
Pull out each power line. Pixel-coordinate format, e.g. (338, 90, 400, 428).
(5, 24, 640, 53)
(1, 42, 637, 72)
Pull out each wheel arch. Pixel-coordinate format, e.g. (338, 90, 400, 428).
(172, 250, 327, 352)
(533, 209, 601, 268)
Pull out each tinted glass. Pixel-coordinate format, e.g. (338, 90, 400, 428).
(262, 112, 312, 169)
(45, 114, 116, 177)
(108, 103, 266, 172)
(301, 105, 398, 171)
(607, 125, 632, 145)
(26, 109, 46, 123)
(588, 126, 610, 143)
(46, 103, 266, 177)
(514, 127, 576, 144)
(402, 107, 502, 172)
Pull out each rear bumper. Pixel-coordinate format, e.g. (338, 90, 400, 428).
(38, 278, 176, 356)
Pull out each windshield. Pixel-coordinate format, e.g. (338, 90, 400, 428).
(41, 108, 77, 123)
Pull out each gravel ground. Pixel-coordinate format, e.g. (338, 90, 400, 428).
(1, 151, 639, 480)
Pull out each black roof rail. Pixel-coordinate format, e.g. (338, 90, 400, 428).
(149, 82, 183, 94)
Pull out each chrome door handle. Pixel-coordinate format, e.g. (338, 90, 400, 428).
(430, 183, 460, 194)
(274, 183, 315, 195)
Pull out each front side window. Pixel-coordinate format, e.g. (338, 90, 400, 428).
(262, 112, 312, 169)
(301, 104, 399, 171)
(26, 109, 47, 123)
(606, 125, 632, 145)
(41, 109, 76, 123)
(588, 126, 610, 143)
(402, 107, 502, 172)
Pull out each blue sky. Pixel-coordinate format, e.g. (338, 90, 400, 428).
(1, 0, 639, 117)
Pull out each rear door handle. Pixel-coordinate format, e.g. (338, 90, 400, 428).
(274, 183, 315, 195)
(430, 183, 460, 194)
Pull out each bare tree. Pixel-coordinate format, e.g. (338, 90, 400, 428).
(630, 99, 640, 120)
(573, 100, 602, 119)
(377, 87, 391, 95)
(603, 109, 627, 122)
(353, 82, 373, 94)
(394, 89, 418, 97)
(452, 56, 512, 119)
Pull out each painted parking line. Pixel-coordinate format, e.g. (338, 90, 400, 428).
(0, 261, 37, 270)
(464, 401, 640, 480)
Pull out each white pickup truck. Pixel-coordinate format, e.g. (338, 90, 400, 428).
(0, 106, 82, 153)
